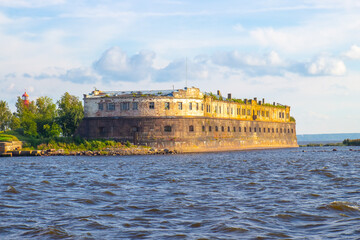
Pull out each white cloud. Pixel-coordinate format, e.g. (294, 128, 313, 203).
(344, 44, 360, 59)
(93, 47, 156, 82)
(307, 56, 346, 76)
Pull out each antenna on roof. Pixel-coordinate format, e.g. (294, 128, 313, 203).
(185, 57, 188, 88)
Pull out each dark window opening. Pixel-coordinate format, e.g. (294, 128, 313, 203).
(215, 126, 218, 132)
(264, 128, 266, 133)
(244, 127, 247, 132)
(189, 125, 194, 132)
(239, 127, 241, 132)
(132, 102, 138, 110)
(249, 127, 252, 132)
(209, 126, 212, 132)
(233, 127, 236, 132)
(228, 126, 230, 132)
(189, 102, 192, 110)
(254, 127, 256, 132)
(178, 102, 183, 110)
(276, 128, 278, 133)
(98, 103, 103, 110)
(164, 126, 172, 132)
(121, 102, 130, 111)
(202, 126, 205, 132)
(221, 126, 224, 132)
(272, 128, 274, 133)
(107, 103, 115, 111)
(268, 128, 270, 133)
(165, 102, 170, 110)
(291, 129, 294, 134)
(149, 102, 155, 109)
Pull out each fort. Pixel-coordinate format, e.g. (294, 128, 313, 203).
(76, 87, 298, 152)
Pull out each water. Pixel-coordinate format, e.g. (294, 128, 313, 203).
(1, 147, 360, 239)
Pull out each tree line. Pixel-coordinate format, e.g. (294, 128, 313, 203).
(0, 92, 84, 138)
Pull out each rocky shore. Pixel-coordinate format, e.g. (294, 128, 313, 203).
(0, 147, 178, 157)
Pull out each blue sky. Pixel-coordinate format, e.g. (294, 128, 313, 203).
(1, 0, 360, 134)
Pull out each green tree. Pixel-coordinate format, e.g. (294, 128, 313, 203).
(14, 97, 37, 136)
(57, 92, 84, 137)
(0, 100, 12, 131)
(35, 96, 59, 137)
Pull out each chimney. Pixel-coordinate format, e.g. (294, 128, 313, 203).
(244, 99, 247, 104)
(228, 93, 232, 99)
(273, 102, 276, 106)
(254, 97, 257, 102)
(217, 90, 221, 96)
(262, 98, 265, 104)
(258, 101, 261, 105)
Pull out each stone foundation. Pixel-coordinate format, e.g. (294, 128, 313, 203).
(76, 117, 298, 152)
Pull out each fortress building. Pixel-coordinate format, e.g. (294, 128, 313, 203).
(76, 87, 298, 152)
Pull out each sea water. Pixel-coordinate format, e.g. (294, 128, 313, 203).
(1, 147, 360, 239)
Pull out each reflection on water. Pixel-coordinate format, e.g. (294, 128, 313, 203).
(1, 146, 360, 239)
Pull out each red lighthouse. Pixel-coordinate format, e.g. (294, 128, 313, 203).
(22, 91, 29, 107)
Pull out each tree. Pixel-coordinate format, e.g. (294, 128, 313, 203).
(35, 96, 59, 137)
(57, 92, 84, 137)
(14, 97, 37, 136)
(0, 100, 12, 131)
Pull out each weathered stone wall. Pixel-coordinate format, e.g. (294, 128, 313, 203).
(0, 141, 22, 153)
(76, 117, 298, 152)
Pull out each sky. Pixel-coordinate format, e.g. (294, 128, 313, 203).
(1, 0, 360, 134)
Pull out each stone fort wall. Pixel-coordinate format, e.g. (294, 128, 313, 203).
(76, 117, 298, 152)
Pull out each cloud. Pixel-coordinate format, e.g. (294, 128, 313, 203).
(344, 45, 360, 59)
(306, 56, 346, 76)
(61, 67, 102, 83)
(93, 47, 156, 82)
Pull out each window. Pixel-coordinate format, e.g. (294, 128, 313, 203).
(189, 102, 192, 110)
(264, 128, 266, 133)
(259, 128, 261, 133)
(107, 103, 115, 111)
(291, 129, 294, 134)
(178, 102, 183, 110)
(266, 111, 269, 117)
(249, 127, 252, 132)
(261, 111, 265, 117)
(215, 126, 218, 131)
(165, 102, 170, 110)
(121, 102, 130, 111)
(215, 106, 218, 113)
(164, 126, 172, 132)
(228, 126, 230, 132)
(239, 127, 241, 132)
(280, 128, 283, 133)
(257, 110, 260, 116)
(242, 109, 246, 115)
(219, 106, 222, 113)
(288, 129, 290, 133)
(207, 105, 211, 113)
(279, 112, 282, 118)
(196, 103, 199, 110)
(222, 126, 224, 132)
(149, 102, 155, 109)
(272, 128, 274, 133)
(244, 127, 246, 132)
(233, 127, 236, 132)
(201, 104, 204, 111)
(231, 108, 233, 115)
(132, 102, 138, 110)
(98, 103, 103, 110)
(276, 128, 278, 133)
(268, 128, 270, 133)
(202, 126, 205, 132)
(254, 127, 257, 132)
(209, 126, 212, 132)
(247, 109, 251, 115)
(189, 125, 194, 132)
